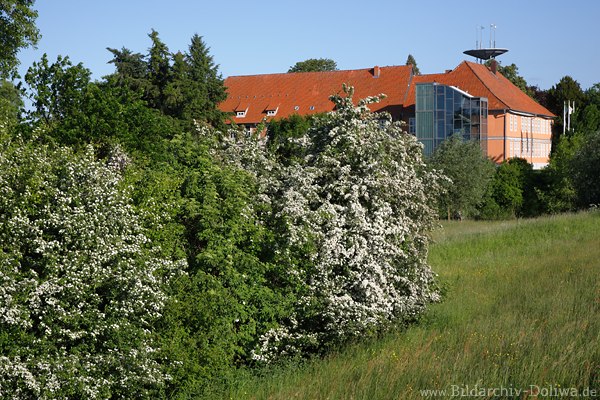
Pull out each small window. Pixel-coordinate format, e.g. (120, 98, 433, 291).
(310, 106, 315, 110)
(236, 110, 246, 118)
(294, 106, 300, 111)
(265, 103, 279, 117)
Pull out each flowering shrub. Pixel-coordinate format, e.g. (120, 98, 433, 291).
(218, 86, 443, 362)
(0, 139, 184, 398)
(118, 131, 300, 397)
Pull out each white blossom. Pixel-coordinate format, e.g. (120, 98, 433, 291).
(0, 141, 186, 398)
(218, 86, 445, 362)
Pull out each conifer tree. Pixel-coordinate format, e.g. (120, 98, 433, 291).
(105, 47, 149, 95)
(163, 50, 187, 118)
(405, 54, 420, 75)
(147, 29, 171, 113)
(182, 34, 227, 127)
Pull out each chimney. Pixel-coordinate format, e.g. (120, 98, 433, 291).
(372, 66, 380, 78)
(490, 59, 498, 75)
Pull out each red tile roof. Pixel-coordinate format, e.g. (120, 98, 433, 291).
(219, 66, 413, 124)
(406, 61, 555, 117)
(219, 61, 555, 124)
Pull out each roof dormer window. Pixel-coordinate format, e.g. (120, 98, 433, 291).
(234, 103, 249, 118)
(265, 103, 279, 117)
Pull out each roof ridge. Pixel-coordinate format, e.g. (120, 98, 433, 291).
(464, 61, 555, 116)
(225, 65, 411, 79)
(402, 70, 414, 105)
(463, 61, 510, 109)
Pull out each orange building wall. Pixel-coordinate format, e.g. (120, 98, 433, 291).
(484, 111, 552, 168)
(486, 112, 507, 163)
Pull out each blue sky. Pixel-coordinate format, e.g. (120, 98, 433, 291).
(17, 0, 599, 90)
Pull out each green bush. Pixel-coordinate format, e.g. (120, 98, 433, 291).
(0, 137, 183, 398)
(429, 134, 495, 220)
(571, 131, 600, 208)
(220, 87, 444, 362)
(121, 132, 299, 398)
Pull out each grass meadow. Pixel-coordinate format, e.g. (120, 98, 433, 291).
(207, 211, 600, 399)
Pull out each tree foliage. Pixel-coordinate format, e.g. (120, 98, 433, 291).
(0, 0, 40, 79)
(0, 138, 184, 398)
(22, 52, 187, 158)
(547, 76, 587, 115)
(537, 133, 582, 213)
(496, 62, 534, 98)
(135, 132, 297, 396)
(570, 131, 600, 207)
(574, 83, 600, 135)
(265, 113, 313, 164)
(546, 76, 587, 138)
(105, 31, 227, 128)
(288, 58, 337, 73)
(180, 34, 228, 127)
(220, 86, 443, 361)
(0, 79, 23, 128)
(105, 47, 149, 93)
(405, 54, 420, 75)
(477, 158, 540, 219)
(24, 54, 91, 128)
(429, 135, 495, 219)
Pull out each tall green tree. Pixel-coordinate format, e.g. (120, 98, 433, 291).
(104, 32, 227, 128)
(0, 0, 40, 79)
(23, 53, 182, 155)
(585, 83, 600, 107)
(24, 54, 91, 128)
(538, 132, 582, 213)
(547, 76, 587, 114)
(429, 135, 495, 220)
(0, 79, 23, 128)
(288, 58, 337, 73)
(146, 29, 171, 113)
(570, 131, 600, 208)
(547, 76, 587, 138)
(105, 46, 149, 95)
(181, 34, 227, 127)
(575, 83, 600, 134)
(405, 54, 420, 75)
(162, 50, 187, 118)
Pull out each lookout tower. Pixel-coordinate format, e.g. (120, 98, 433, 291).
(464, 24, 508, 63)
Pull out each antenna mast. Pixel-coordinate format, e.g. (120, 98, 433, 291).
(464, 23, 508, 63)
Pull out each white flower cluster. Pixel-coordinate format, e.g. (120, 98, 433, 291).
(219, 87, 444, 362)
(0, 142, 185, 398)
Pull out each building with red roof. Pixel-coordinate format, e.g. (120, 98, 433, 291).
(219, 60, 555, 168)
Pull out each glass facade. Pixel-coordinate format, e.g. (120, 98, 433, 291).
(415, 83, 488, 156)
